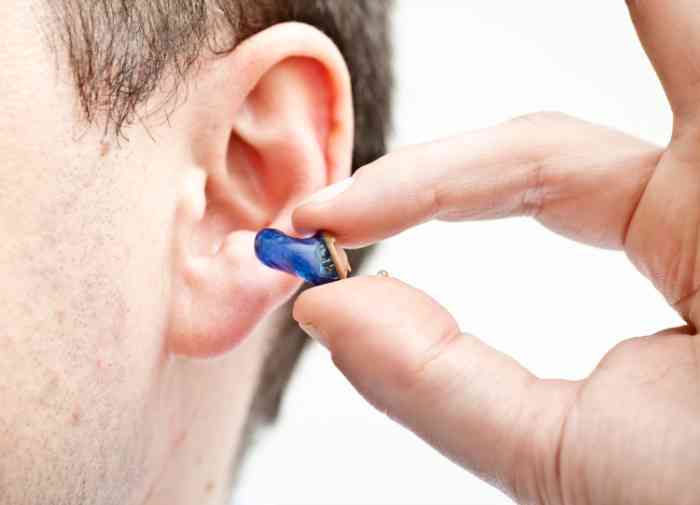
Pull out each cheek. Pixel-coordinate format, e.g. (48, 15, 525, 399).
(0, 135, 173, 503)
(0, 5, 177, 502)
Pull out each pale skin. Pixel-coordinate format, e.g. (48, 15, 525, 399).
(293, 2, 700, 504)
(1, 1, 355, 503)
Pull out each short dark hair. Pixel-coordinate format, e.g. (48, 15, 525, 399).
(48, 0, 393, 474)
(48, 0, 393, 170)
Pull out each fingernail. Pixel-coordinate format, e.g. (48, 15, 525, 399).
(299, 322, 328, 348)
(300, 177, 354, 207)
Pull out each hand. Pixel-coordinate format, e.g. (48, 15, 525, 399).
(291, 3, 700, 504)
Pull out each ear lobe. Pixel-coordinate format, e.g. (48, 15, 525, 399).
(166, 23, 354, 358)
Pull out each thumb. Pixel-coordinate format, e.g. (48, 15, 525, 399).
(293, 276, 577, 501)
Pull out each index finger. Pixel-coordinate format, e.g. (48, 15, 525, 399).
(293, 112, 660, 249)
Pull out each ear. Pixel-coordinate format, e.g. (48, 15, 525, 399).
(168, 23, 354, 357)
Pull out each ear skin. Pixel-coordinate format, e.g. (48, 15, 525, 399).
(170, 230, 301, 357)
(230, 57, 333, 219)
(166, 23, 354, 358)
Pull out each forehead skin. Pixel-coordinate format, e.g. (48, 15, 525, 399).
(0, 2, 178, 503)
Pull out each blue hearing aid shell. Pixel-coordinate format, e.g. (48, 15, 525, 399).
(254, 228, 351, 286)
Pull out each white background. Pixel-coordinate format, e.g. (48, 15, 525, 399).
(237, 2, 681, 504)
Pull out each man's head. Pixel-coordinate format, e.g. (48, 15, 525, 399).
(0, 1, 391, 503)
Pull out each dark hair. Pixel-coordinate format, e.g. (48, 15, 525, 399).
(49, 0, 393, 476)
(49, 0, 393, 170)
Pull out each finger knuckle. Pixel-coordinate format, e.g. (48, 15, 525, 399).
(408, 318, 464, 392)
(521, 157, 546, 218)
(510, 381, 579, 505)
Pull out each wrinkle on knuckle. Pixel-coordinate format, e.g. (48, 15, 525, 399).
(505, 112, 575, 220)
(425, 183, 445, 220)
(521, 159, 546, 218)
(429, 175, 466, 221)
(511, 380, 580, 505)
(407, 320, 464, 395)
(551, 385, 582, 505)
(509, 377, 546, 502)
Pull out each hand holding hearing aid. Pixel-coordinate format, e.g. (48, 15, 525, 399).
(286, 4, 700, 502)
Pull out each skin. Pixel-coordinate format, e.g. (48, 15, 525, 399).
(294, 2, 700, 504)
(0, 1, 353, 504)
